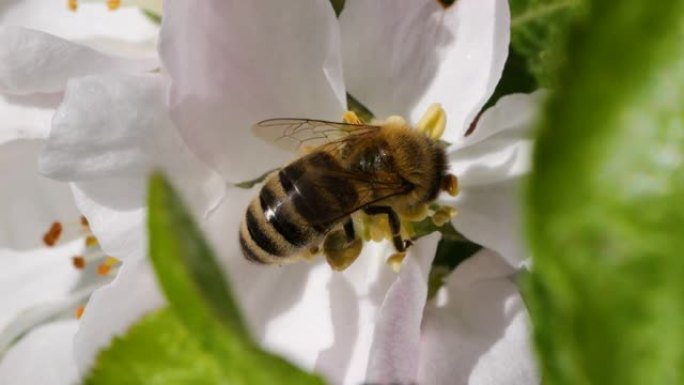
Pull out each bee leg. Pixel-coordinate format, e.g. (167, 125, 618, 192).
(343, 218, 356, 244)
(363, 206, 411, 252)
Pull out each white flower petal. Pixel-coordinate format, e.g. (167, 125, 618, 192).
(39, 73, 224, 259)
(205, 188, 390, 379)
(0, 27, 156, 95)
(0, 0, 158, 56)
(446, 179, 528, 268)
(0, 320, 79, 385)
(0, 239, 82, 333)
(448, 92, 543, 187)
(417, 249, 538, 385)
(74, 258, 164, 374)
(160, 0, 346, 182)
(339, 0, 509, 143)
(70, 180, 146, 262)
(365, 233, 441, 384)
(0, 93, 60, 145)
(0, 139, 80, 249)
(314, 240, 398, 385)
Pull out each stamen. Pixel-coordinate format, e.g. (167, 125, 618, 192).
(442, 174, 459, 197)
(80, 215, 90, 228)
(97, 257, 120, 276)
(416, 103, 446, 140)
(67, 0, 78, 11)
(431, 206, 457, 227)
(386, 252, 406, 273)
(74, 304, 86, 319)
(85, 235, 99, 248)
(72, 256, 86, 270)
(342, 111, 363, 125)
(106, 0, 121, 10)
(42, 221, 63, 247)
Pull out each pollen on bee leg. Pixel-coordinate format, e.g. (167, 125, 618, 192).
(342, 111, 363, 125)
(74, 304, 86, 319)
(67, 0, 78, 11)
(97, 257, 120, 276)
(42, 221, 63, 247)
(416, 103, 447, 140)
(106, 0, 120, 10)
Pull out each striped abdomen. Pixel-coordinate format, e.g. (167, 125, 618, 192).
(239, 152, 359, 264)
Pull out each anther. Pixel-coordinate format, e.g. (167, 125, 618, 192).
(97, 257, 120, 276)
(386, 252, 406, 273)
(72, 256, 86, 270)
(106, 0, 120, 10)
(80, 215, 90, 228)
(431, 206, 457, 227)
(42, 221, 63, 247)
(67, 0, 78, 11)
(85, 235, 99, 248)
(416, 103, 447, 140)
(442, 174, 459, 197)
(342, 111, 363, 125)
(74, 304, 86, 319)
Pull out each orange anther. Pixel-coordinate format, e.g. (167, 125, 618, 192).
(97, 257, 120, 276)
(106, 0, 120, 10)
(42, 221, 63, 247)
(72, 256, 86, 270)
(67, 0, 77, 11)
(74, 305, 85, 319)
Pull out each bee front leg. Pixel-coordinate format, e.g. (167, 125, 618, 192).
(363, 206, 412, 252)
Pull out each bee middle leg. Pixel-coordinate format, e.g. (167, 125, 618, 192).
(363, 206, 413, 252)
(343, 218, 356, 244)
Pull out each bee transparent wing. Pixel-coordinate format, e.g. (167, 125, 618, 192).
(252, 118, 379, 153)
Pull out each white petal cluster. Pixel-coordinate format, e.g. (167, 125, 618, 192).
(0, 1, 542, 384)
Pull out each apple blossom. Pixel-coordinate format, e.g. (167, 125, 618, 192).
(0, 1, 159, 383)
(1, 0, 541, 384)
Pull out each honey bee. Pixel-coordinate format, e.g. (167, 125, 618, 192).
(239, 113, 457, 269)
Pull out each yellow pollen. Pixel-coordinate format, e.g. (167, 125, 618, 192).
(342, 111, 363, 125)
(85, 235, 99, 248)
(106, 0, 121, 10)
(42, 221, 63, 247)
(72, 256, 86, 270)
(416, 103, 447, 140)
(386, 252, 406, 273)
(97, 257, 120, 276)
(431, 206, 457, 227)
(67, 0, 78, 11)
(74, 304, 86, 319)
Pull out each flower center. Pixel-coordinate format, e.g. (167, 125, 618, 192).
(40, 216, 120, 318)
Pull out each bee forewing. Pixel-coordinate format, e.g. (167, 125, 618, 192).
(251, 118, 374, 153)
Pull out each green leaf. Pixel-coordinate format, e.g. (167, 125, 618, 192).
(526, 1, 684, 384)
(484, 46, 538, 109)
(84, 309, 227, 385)
(145, 173, 326, 385)
(148, 173, 248, 343)
(510, 0, 582, 85)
